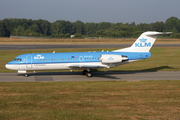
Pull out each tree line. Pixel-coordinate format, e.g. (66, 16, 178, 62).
(0, 17, 180, 38)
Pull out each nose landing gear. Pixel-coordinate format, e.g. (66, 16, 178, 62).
(25, 73, 28, 77)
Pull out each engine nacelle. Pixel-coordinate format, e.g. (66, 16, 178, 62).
(100, 54, 127, 64)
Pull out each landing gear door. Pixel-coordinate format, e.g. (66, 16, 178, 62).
(26, 55, 32, 69)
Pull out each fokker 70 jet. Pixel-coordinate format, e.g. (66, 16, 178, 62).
(6, 31, 171, 77)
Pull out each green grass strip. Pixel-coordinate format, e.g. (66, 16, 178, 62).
(0, 81, 180, 119)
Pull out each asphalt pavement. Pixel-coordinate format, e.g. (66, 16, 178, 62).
(0, 71, 180, 82)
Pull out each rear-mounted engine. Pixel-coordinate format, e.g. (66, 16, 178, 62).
(100, 54, 128, 64)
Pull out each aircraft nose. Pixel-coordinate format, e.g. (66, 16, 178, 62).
(5, 63, 17, 70)
(5, 64, 9, 69)
(5, 64, 11, 69)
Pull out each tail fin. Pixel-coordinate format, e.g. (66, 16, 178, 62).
(113, 31, 172, 52)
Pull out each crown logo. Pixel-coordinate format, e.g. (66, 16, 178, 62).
(139, 37, 147, 42)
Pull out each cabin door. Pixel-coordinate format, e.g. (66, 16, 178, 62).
(26, 55, 32, 69)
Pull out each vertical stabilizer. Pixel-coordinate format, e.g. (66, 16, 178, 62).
(113, 31, 172, 52)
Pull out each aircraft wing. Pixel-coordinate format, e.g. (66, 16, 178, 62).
(67, 64, 109, 69)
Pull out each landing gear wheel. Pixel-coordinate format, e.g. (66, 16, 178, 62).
(83, 70, 88, 75)
(25, 74, 28, 77)
(86, 72, 92, 77)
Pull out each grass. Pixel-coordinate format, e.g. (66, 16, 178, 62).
(1, 47, 180, 72)
(0, 81, 180, 120)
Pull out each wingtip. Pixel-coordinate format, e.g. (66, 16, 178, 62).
(163, 32, 173, 34)
(143, 31, 173, 36)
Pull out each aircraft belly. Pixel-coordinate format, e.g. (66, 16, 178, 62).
(67, 62, 107, 70)
(39, 63, 69, 70)
(19, 64, 26, 70)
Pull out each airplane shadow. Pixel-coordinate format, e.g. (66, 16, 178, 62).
(17, 66, 175, 80)
(141, 66, 175, 71)
(91, 66, 175, 79)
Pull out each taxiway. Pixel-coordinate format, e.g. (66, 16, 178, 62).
(0, 71, 180, 82)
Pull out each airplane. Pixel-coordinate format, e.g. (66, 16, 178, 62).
(5, 31, 171, 77)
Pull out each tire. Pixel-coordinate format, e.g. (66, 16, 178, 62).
(25, 74, 28, 77)
(86, 72, 92, 77)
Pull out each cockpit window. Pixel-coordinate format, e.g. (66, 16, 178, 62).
(14, 58, 22, 61)
(17, 58, 22, 61)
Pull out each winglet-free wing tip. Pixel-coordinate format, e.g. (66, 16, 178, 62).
(163, 32, 173, 34)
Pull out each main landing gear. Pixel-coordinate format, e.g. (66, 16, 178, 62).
(25, 73, 28, 77)
(82, 70, 92, 77)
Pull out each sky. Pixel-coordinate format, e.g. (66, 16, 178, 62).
(0, 0, 180, 24)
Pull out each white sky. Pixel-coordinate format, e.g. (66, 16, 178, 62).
(0, 0, 180, 24)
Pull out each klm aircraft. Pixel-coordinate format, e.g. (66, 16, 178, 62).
(5, 31, 171, 77)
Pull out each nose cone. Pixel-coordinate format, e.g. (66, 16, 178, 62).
(5, 63, 15, 70)
(5, 64, 11, 70)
